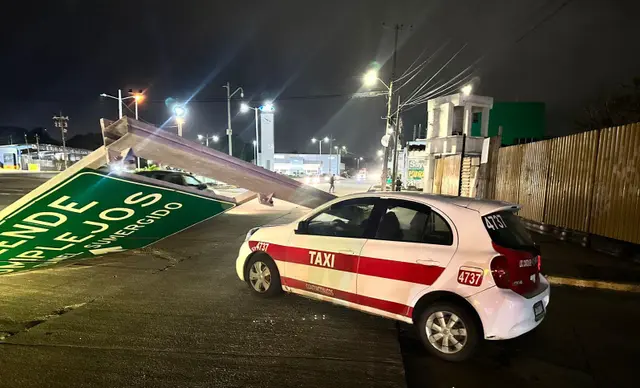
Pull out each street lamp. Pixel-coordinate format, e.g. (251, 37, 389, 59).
(198, 134, 219, 147)
(357, 156, 364, 170)
(261, 101, 275, 112)
(311, 137, 329, 154)
(223, 82, 244, 156)
(173, 104, 187, 137)
(377, 149, 384, 157)
(100, 89, 145, 120)
(239, 102, 262, 166)
(362, 69, 390, 91)
(363, 66, 393, 190)
(461, 84, 473, 96)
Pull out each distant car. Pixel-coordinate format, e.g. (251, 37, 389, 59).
(236, 193, 549, 362)
(135, 170, 208, 190)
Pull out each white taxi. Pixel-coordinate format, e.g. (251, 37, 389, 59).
(236, 193, 550, 361)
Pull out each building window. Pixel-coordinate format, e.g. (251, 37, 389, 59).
(472, 112, 480, 124)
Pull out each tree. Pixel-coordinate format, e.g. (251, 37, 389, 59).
(577, 77, 640, 130)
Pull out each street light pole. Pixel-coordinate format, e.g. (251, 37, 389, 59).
(254, 108, 260, 167)
(380, 23, 403, 191)
(391, 95, 402, 190)
(223, 82, 244, 157)
(118, 89, 123, 119)
(52, 113, 69, 169)
(176, 118, 184, 137)
(253, 140, 258, 165)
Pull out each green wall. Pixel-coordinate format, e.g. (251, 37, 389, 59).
(471, 102, 545, 145)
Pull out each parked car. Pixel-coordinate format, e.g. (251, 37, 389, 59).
(235, 192, 549, 361)
(135, 170, 208, 190)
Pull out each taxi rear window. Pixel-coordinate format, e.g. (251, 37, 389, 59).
(482, 211, 534, 250)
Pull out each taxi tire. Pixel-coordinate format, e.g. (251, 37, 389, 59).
(417, 302, 479, 362)
(245, 254, 282, 297)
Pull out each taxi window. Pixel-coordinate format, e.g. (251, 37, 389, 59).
(306, 199, 376, 238)
(374, 200, 453, 245)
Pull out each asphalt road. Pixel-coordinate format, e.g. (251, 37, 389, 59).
(1, 173, 638, 387)
(0, 172, 54, 210)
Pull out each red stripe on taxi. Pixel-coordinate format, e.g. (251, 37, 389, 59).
(248, 241, 444, 286)
(282, 277, 411, 317)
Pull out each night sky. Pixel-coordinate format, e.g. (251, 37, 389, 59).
(1, 0, 639, 158)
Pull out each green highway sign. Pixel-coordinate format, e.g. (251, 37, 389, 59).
(0, 170, 235, 274)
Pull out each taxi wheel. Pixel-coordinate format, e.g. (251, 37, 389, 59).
(417, 302, 479, 362)
(245, 254, 282, 297)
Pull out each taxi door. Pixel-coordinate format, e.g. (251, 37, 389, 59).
(356, 199, 457, 317)
(283, 198, 379, 301)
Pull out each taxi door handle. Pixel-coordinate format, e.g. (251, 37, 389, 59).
(417, 259, 438, 265)
(338, 250, 356, 256)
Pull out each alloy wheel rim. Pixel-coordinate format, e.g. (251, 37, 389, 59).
(249, 261, 271, 292)
(425, 311, 468, 354)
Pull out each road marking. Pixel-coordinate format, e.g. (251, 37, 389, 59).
(547, 275, 640, 293)
(89, 246, 125, 255)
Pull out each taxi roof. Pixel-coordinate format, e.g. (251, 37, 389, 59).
(345, 191, 518, 216)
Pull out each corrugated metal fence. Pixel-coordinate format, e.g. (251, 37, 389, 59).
(492, 122, 640, 244)
(433, 155, 479, 197)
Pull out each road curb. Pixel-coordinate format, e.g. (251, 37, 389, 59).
(547, 275, 640, 293)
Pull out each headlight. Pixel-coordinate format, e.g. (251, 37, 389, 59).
(245, 227, 260, 242)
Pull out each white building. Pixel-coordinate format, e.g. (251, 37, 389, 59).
(423, 93, 493, 192)
(270, 153, 343, 176)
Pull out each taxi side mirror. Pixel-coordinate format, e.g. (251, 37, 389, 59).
(295, 221, 308, 234)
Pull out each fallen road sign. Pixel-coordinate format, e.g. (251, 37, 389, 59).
(0, 116, 337, 275)
(0, 169, 234, 274)
(101, 117, 336, 209)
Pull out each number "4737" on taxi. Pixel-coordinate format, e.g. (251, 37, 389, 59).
(458, 268, 483, 287)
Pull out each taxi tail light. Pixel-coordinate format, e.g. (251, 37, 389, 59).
(490, 255, 511, 289)
(491, 242, 538, 296)
(537, 254, 542, 272)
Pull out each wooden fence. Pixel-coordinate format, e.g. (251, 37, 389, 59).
(492, 122, 640, 244)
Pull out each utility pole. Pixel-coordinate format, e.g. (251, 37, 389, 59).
(35, 134, 40, 159)
(118, 89, 123, 119)
(9, 135, 13, 145)
(391, 95, 402, 190)
(418, 123, 422, 139)
(52, 113, 69, 169)
(24, 134, 30, 161)
(412, 124, 417, 141)
(223, 82, 244, 157)
(380, 23, 404, 190)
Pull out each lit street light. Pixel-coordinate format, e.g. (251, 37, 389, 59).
(377, 149, 384, 157)
(363, 65, 394, 190)
(311, 136, 330, 154)
(461, 84, 473, 96)
(261, 101, 275, 112)
(100, 89, 144, 120)
(173, 104, 187, 137)
(198, 134, 219, 147)
(357, 156, 363, 170)
(362, 69, 390, 91)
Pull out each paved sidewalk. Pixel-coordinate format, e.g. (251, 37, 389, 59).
(533, 233, 640, 291)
